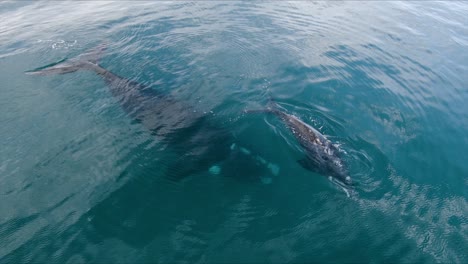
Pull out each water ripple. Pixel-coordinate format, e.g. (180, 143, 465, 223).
(0, 1, 467, 263)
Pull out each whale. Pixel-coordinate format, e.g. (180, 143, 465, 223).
(247, 102, 352, 189)
(26, 45, 277, 181)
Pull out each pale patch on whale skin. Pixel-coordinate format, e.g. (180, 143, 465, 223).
(229, 143, 280, 179)
(209, 165, 221, 175)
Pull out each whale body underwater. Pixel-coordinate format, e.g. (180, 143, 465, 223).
(27, 45, 235, 181)
(27, 46, 352, 190)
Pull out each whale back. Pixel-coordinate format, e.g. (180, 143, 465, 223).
(274, 110, 350, 184)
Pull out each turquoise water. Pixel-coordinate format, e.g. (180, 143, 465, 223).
(1, 1, 467, 263)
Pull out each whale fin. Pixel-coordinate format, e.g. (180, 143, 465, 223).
(75, 43, 106, 64)
(25, 44, 107, 75)
(297, 158, 314, 171)
(297, 158, 312, 170)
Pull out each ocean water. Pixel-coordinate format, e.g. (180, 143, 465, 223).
(1, 1, 467, 263)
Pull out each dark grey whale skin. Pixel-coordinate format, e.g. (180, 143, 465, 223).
(27, 53, 232, 181)
(253, 105, 352, 186)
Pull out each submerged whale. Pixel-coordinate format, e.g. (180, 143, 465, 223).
(248, 102, 352, 189)
(26, 45, 241, 180)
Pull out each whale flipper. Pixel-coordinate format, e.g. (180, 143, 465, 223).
(298, 158, 315, 171)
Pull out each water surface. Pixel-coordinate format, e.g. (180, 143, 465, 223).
(1, 1, 467, 263)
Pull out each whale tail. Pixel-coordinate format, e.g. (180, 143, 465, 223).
(25, 44, 106, 75)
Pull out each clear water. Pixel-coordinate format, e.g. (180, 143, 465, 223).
(1, 2, 467, 263)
